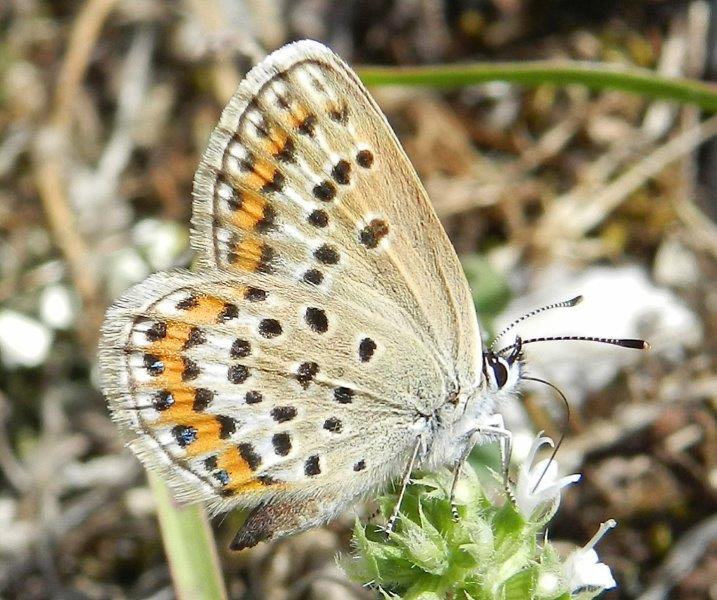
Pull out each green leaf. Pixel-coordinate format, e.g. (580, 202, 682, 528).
(392, 507, 450, 575)
(493, 501, 526, 547)
(356, 60, 717, 114)
(459, 518, 494, 565)
(344, 518, 381, 582)
(501, 567, 537, 600)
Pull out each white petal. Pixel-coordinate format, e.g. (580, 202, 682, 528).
(565, 549, 617, 591)
(530, 459, 558, 493)
(513, 435, 581, 520)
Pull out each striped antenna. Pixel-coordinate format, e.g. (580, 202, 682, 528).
(497, 335, 649, 355)
(491, 295, 584, 349)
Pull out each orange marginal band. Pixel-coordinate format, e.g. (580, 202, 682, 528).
(231, 189, 267, 231)
(218, 448, 266, 492)
(232, 237, 266, 272)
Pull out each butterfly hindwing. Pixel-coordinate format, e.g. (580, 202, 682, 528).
(100, 268, 441, 515)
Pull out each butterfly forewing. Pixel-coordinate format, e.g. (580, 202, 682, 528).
(192, 40, 480, 382)
(100, 40, 482, 527)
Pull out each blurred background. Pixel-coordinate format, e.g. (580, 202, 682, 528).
(1, 1, 716, 598)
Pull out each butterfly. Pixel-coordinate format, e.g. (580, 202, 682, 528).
(99, 40, 645, 551)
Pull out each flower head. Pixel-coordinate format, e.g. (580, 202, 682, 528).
(563, 520, 618, 592)
(344, 443, 618, 599)
(514, 434, 581, 521)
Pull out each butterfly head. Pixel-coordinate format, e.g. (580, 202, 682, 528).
(479, 293, 649, 397)
(481, 336, 523, 394)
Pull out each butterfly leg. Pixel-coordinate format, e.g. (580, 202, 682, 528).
(449, 432, 481, 521)
(384, 436, 423, 535)
(230, 494, 348, 551)
(449, 414, 512, 520)
(489, 413, 512, 488)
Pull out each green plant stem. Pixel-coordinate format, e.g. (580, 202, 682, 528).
(357, 60, 717, 113)
(149, 473, 227, 600)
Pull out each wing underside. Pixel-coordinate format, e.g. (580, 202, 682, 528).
(100, 40, 481, 514)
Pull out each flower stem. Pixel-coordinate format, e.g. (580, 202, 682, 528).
(149, 473, 227, 600)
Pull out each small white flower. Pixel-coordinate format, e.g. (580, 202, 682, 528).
(514, 434, 580, 520)
(563, 520, 618, 592)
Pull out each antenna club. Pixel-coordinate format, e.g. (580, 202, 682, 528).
(614, 338, 650, 349)
(511, 335, 651, 353)
(568, 295, 584, 306)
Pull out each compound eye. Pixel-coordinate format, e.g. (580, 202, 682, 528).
(490, 358, 509, 388)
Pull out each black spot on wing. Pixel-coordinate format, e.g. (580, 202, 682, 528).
(304, 307, 328, 333)
(304, 455, 321, 476)
(358, 338, 377, 362)
(192, 388, 214, 411)
(271, 406, 297, 423)
(272, 432, 292, 456)
(238, 442, 261, 471)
